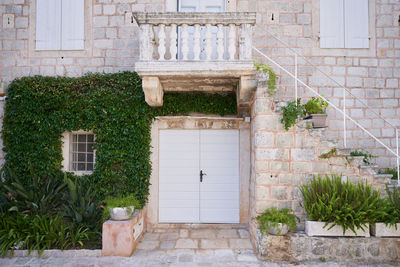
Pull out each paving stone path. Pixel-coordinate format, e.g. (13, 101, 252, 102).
(0, 228, 396, 266)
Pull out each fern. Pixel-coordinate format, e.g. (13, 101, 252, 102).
(254, 61, 277, 96)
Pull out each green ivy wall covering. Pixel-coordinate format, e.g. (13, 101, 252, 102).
(2, 72, 237, 204)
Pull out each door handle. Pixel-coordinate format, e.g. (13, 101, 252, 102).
(200, 170, 206, 182)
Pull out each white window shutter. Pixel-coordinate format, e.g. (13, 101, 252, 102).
(319, 0, 344, 48)
(61, 0, 84, 50)
(36, 0, 61, 50)
(344, 0, 369, 48)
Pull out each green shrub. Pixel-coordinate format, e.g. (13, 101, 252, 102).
(383, 186, 400, 225)
(63, 174, 102, 231)
(349, 150, 376, 165)
(303, 97, 328, 115)
(256, 207, 298, 235)
(3, 72, 236, 205)
(0, 214, 89, 257)
(0, 169, 66, 215)
(281, 98, 305, 131)
(300, 174, 388, 235)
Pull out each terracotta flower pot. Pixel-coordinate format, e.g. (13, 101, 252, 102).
(304, 114, 327, 128)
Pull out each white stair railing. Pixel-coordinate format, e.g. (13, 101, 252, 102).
(252, 32, 400, 186)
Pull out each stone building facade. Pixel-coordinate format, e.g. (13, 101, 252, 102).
(0, 0, 399, 258)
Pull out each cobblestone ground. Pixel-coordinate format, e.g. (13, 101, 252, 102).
(0, 228, 396, 266)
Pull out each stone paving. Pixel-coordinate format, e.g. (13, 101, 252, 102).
(0, 228, 397, 266)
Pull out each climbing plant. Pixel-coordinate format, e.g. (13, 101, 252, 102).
(254, 61, 277, 96)
(2, 72, 237, 205)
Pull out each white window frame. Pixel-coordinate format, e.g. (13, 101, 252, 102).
(165, 0, 236, 12)
(312, 0, 376, 57)
(29, 0, 92, 57)
(61, 130, 96, 176)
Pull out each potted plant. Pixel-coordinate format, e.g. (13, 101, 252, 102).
(103, 194, 141, 221)
(300, 174, 386, 237)
(371, 185, 400, 237)
(281, 98, 305, 130)
(256, 207, 298, 235)
(303, 97, 328, 128)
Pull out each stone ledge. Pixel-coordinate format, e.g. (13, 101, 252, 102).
(5, 249, 101, 258)
(256, 230, 400, 263)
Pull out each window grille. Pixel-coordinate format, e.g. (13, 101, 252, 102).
(70, 133, 95, 172)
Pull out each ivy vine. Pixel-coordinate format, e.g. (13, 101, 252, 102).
(254, 61, 277, 96)
(2, 72, 237, 205)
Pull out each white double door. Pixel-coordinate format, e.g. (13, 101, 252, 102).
(159, 130, 239, 223)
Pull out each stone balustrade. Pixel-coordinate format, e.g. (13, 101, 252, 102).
(134, 12, 255, 61)
(133, 12, 257, 111)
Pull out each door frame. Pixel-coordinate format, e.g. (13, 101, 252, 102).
(147, 116, 250, 227)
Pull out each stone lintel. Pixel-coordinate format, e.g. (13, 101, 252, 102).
(142, 77, 163, 107)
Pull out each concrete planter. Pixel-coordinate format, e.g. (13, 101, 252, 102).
(267, 223, 289, 235)
(305, 221, 370, 237)
(109, 206, 135, 221)
(304, 114, 327, 128)
(371, 223, 400, 237)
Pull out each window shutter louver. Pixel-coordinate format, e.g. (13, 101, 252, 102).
(319, 0, 344, 48)
(344, 0, 369, 48)
(61, 0, 84, 50)
(35, 0, 61, 50)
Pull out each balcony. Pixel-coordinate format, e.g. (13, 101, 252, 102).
(133, 12, 257, 110)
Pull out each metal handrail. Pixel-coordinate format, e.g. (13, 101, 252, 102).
(252, 46, 400, 186)
(255, 26, 398, 130)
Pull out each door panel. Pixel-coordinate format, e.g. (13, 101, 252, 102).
(159, 129, 239, 223)
(159, 130, 200, 223)
(199, 130, 239, 223)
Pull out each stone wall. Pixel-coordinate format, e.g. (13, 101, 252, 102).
(249, 83, 389, 245)
(1, 0, 399, 166)
(256, 231, 400, 263)
(246, 0, 400, 167)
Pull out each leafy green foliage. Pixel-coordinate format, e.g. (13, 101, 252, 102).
(254, 61, 277, 96)
(0, 168, 66, 215)
(300, 174, 388, 235)
(383, 185, 400, 225)
(0, 214, 89, 257)
(303, 97, 328, 115)
(102, 194, 142, 221)
(2, 72, 236, 206)
(379, 168, 398, 180)
(104, 194, 142, 209)
(63, 174, 102, 231)
(256, 207, 298, 235)
(349, 150, 376, 165)
(280, 98, 305, 130)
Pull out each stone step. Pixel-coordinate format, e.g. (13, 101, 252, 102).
(359, 165, 379, 175)
(346, 156, 365, 166)
(374, 174, 393, 184)
(335, 148, 352, 156)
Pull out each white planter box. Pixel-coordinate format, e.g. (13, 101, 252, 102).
(305, 221, 370, 237)
(371, 223, 400, 237)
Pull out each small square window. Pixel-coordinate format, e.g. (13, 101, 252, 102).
(68, 132, 95, 174)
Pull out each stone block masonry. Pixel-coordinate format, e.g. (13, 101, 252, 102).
(256, 231, 400, 263)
